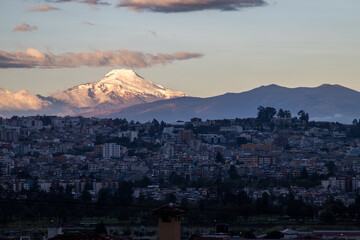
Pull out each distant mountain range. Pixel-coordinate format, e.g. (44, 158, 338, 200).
(1, 69, 359, 123)
(101, 83, 360, 123)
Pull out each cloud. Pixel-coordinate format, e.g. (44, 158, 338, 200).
(49, 0, 110, 5)
(0, 89, 49, 111)
(27, 5, 60, 12)
(82, 21, 95, 25)
(0, 48, 203, 69)
(13, 23, 38, 32)
(147, 30, 157, 37)
(82, 0, 110, 4)
(117, 0, 266, 12)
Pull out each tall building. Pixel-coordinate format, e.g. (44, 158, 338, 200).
(102, 143, 121, 159)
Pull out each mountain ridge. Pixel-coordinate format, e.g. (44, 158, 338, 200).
(0, 70, 359, 123)
(100, 83, 360, 123)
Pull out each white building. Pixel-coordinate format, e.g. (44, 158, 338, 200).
(102, 143, 121, 159)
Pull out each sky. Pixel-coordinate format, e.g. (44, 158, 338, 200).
(0, 0, 360, 98)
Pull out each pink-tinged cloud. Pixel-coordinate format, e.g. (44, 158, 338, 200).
(117, 0, 266, 12)
(53, 0, 110, 5)
(0, 48, 203, 69)
(82, 21, 95, 25)
(27, 5, 60, 12)
(147, 30, 157, 37)
(0, 88, 49, 111)
(13, 23, 38, 32)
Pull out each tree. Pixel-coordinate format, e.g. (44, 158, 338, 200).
(256, 192, 270, 214)
(277, 109, 285, 118)
(169, 171, 186, 186)
(298, 110, 309, 122)
(325, 161, 336, 176)
(236, 137, 247, 146)
(160, 121, 166, 131)
(149, 119, 160, 137)
(97, 188, 111, 205)
(81, 189, 92, 203)
(180, 197, 189, 209)
(300, 167, 309, 179)
(284, 110, 292, 118)
(223, 189, 236, 205)
(286, 196, 314, 219)
(152, 118, 160, 128)
(27, 179, 41, 199)
(228, 165, 239, 180)
(320, 198, 346, 223)
(257, 106, 266, 121)
(243, 231, 256, 239)
(134, 176, 152, 188)
(237, 190, 251, 207)
(277, 109, 292, 119)
(166, 193, 176, 203)
(257, 106, 277, 123)
(95, 222, 107, 234)
(265, 231, 283, 239)
(216, 152, 225, 164)
(116, 181, 133, 205)
(148, 126, 156, 137)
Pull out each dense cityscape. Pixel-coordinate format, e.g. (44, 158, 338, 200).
(2, 0, 359, 239)
(2, 107, 360, 238)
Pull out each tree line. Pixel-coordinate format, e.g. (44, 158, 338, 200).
(256, 106, 309, 123)
(2, 173, 360, 227)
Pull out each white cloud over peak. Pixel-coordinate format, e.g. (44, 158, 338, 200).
(0, 89, 49, 111)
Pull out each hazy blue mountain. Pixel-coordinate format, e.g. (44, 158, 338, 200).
(100, 84, 360, 123)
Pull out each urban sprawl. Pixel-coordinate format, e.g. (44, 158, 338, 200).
(2, 108, 360, 230)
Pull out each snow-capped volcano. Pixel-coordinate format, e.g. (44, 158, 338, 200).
(51, 69, 186, 110)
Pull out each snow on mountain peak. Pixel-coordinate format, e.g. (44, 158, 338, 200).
(100, 69, 143, 86)
(104, 69, 139, 78)
(51, 69, 186, 109)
